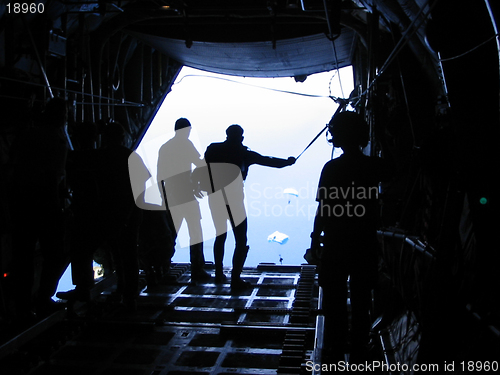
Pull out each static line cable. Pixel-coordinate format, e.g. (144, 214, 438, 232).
(296, 124, 329, 160)
(22, 15, 53, 99)
(173, 74, 339, 100)
(296, 98, 349, 160)
(360, 0, 437, 99)
(332, 41, 345, 98)
(322, 0, 345, 99)
(328, 70, 337, 97)
(390, 24, 417, 149)
(485, 0, 500, 78)
(439, 33, 500, 62)
(322, 0, 335, 41)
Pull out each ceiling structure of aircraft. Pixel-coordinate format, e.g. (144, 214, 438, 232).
(1, 0, 468, 137)
(1, 0, 499, 364)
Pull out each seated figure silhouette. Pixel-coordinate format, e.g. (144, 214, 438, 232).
(57, 122, 140, 309)
(310, 111, 391, 362)
(129, 151, 176, 286)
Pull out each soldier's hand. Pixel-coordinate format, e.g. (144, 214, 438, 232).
(287, 157, 296, 165)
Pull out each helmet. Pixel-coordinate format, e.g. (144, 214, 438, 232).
(328, 111, 369, 148)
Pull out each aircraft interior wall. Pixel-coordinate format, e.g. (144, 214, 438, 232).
(0, 0, 499, 366)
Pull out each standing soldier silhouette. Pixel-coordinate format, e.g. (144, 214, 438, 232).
(205, 124, 295, 291)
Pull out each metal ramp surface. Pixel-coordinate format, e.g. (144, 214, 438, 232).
(0, 264, 320, 375)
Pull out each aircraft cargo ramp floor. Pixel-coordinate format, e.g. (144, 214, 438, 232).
(0, 264, 328, 374)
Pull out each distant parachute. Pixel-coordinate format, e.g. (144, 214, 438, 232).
(267, 231, 289, 245)
(283, 188, 299, 204)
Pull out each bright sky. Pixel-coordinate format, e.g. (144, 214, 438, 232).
(57, 65, 354, 293)
(136, 65, 354, 267)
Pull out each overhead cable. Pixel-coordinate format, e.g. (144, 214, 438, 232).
(173, 74, 341, 100)
(439, 33, 500, 62)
